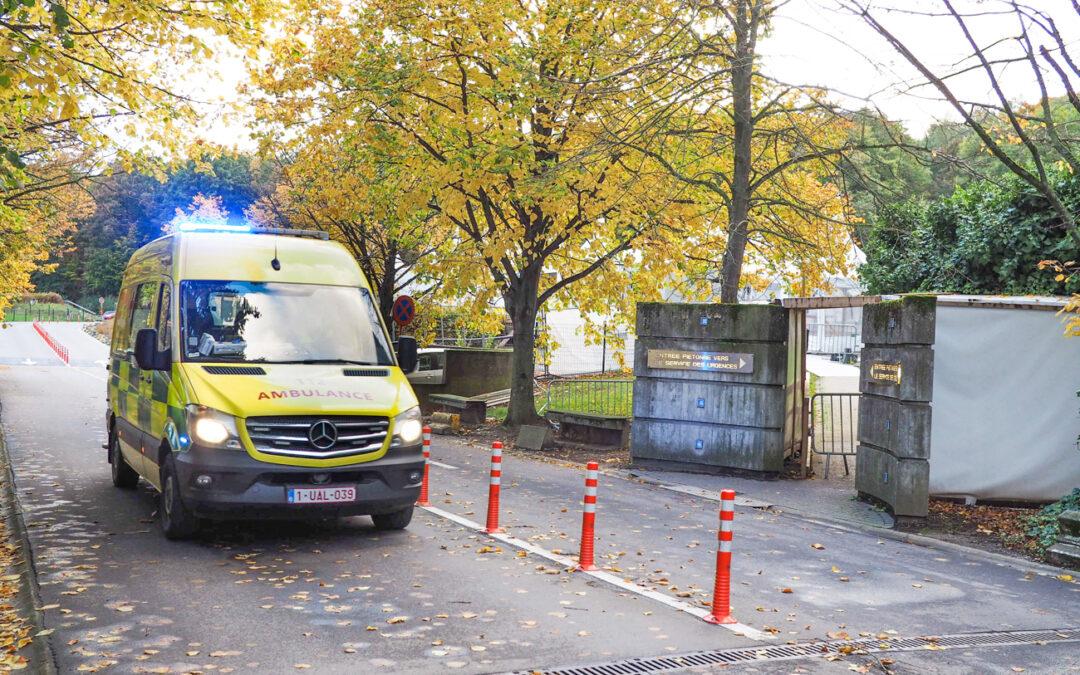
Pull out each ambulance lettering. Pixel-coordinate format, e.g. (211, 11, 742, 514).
(257, 390, 375, 401)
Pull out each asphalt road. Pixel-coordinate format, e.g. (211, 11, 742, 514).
(0, 322, 1078, 674)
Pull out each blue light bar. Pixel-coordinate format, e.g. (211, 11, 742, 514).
(175, 220, 252, 233)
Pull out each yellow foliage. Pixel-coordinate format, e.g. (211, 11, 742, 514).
(249, 0, 855, 423)
(0, 179, 89, 319)
(1040, 260, 1080, 336)
(1, 0, 277, 308)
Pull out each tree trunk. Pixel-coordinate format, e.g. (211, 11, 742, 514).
(504, 266, 544, 427)
(378, 242, 398, 329)
(718, 0, 756, 304)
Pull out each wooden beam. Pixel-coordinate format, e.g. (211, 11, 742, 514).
(778, 295, 884, 310)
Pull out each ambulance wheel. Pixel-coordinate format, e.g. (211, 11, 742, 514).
(109, 432, 139, 489)
(372, 506, 413, 531)
(161, 456, 199, 540)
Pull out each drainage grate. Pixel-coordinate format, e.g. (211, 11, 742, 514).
(521, 628, 1080, 675)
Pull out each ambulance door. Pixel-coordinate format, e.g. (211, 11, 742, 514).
(110, 285, 145, 475)
(126, 281, 159, 477)
(141, 280, 174, 486)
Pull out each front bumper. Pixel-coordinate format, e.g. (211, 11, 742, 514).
(173, 443, 424, 520)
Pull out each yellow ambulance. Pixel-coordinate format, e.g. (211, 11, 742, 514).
(106, 224, 424, 539)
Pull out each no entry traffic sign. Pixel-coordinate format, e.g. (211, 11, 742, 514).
(392, 295, 416, 326)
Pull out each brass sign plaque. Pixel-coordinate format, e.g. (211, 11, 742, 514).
(869, 362, 902, 384)
(647, 349, 754, 373)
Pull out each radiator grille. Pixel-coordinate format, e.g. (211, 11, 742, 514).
(245, 415, 389, 459)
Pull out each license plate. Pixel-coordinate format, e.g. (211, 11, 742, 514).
(287, 486, 356, 504)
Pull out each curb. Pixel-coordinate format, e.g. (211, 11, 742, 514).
(618, 468, 1075, 582)
(0, 402, 58, 674)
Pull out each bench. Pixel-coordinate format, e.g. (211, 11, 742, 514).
(429, 389, 511, 424)
(546, 410, 630, 448)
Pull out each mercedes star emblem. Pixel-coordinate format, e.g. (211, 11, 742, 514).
(308, 420, 338, 450)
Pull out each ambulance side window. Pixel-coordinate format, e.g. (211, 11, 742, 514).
(112, 286, 136, 354)
(127, 283, 157, 354)
(156, 284, 172, 352)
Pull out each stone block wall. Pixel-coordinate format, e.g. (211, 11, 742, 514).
(631, 303, 789, 473)
(856, 296, 936, 518)
(412, 348, 512, 411)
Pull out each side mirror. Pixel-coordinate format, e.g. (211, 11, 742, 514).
(397, 336, 418, 374)
(134, 328, 169, 371)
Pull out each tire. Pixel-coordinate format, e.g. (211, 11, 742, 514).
(371, 505, 414, 531)
(109, 431, 139, 489)
(160, 456, 199, 540)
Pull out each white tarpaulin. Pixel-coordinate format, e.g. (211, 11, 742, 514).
(930, 302, 1080, 501)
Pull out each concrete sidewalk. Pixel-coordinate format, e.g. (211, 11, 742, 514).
(624, 468, 896, 529)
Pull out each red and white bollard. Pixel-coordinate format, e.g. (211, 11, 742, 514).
(576, 461, 599, 571)
(416, 426, 432, 507)
(485, 441, 503, 533)
(705, 489, 737, 624)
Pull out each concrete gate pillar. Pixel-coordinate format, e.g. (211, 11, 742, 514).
(856, 296, 936, 519)
(630, 302, 790, 474)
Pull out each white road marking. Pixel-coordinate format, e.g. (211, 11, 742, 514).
(429, 460, 458, 470)
(419, 504, 772, 641)
(70, 366, 108, 383)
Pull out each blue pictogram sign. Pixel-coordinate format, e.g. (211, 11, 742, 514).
(392, 295, 416, 327)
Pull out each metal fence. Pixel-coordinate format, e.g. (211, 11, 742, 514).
(807, 322, 860, 359)
(4, 303, 98, 322)
(809, 392, 859, 478)
(539, 377, 633, 418)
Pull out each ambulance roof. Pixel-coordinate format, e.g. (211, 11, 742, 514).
(128, 229, 368, 289)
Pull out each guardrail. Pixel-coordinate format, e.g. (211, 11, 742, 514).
(33, 322, 69, 364)
(540, 378, 633, 418)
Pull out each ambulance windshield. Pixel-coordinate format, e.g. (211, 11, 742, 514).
(179, 281, 394, 365)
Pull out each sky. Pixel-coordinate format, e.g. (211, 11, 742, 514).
(183, 0, 1079, 148)
(764, 0, 1080, 137)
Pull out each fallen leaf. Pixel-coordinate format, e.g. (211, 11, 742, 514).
(810, 543, 825, 550)
(386, 616, 407, 624)
(780, 588, 793, 594)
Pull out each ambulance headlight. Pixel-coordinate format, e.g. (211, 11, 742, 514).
(186, 405, 242, 449)
(393, 407, 423, 445)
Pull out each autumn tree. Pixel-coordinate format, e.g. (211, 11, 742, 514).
(614, 0, 861, 300)
(248, 140, 442, 328)
(252, 0, 701, 424)
(842, 0, 1080, 238)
